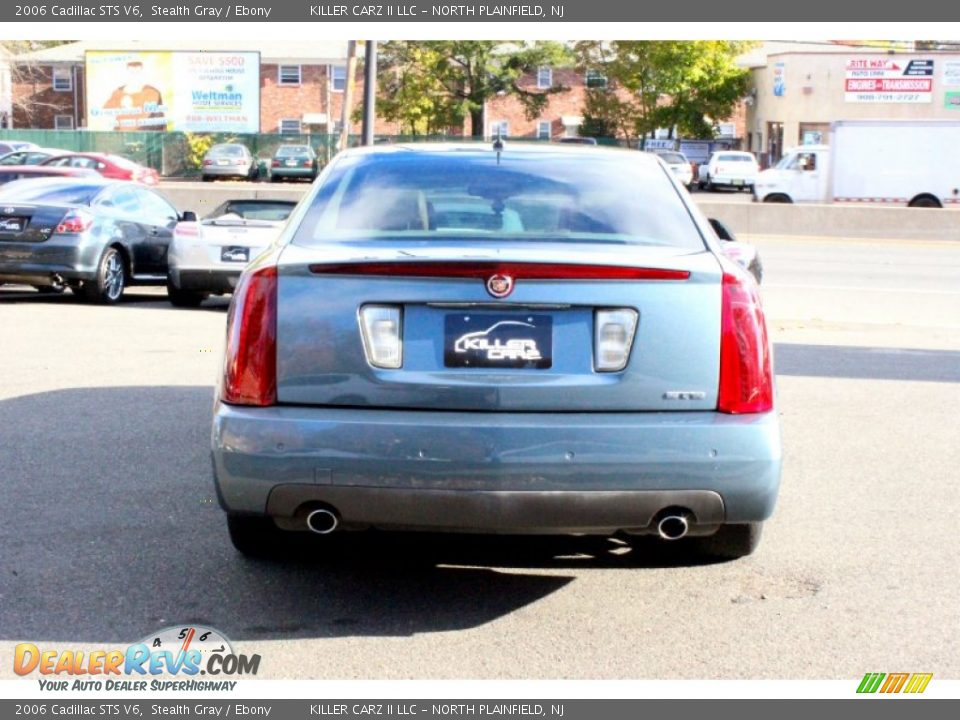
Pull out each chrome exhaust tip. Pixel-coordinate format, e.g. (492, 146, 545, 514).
(657, 514, 690, 541)
(305, 508, 340, 535)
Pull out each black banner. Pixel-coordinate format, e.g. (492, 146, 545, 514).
(3, 0, 960, 22)
(0, 701, 958, 720)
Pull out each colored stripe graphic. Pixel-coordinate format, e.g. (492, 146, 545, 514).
(880, 673, 910, 693)
(857, 672, 933, 694)
(857, 673, 885, 693)
(904, 673, 933, 694)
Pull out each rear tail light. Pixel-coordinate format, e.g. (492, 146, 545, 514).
(203, 159, 213, 166)
(359, 305, 403, 369)
(174, 222, 201, 238)
(222, 266, 278, 406)
(271, 160, 281, 167)
(303, 159, 312, 167)
(718, 271, 774, 414)
(55, 209, 94, 234)
(594, 309, 638, 372)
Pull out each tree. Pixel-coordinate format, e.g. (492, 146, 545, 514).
(373, 41, 573, 137)
(1, 41, 78, 127)
(368, 43, 464, 135)
(574, 41, 754, 145)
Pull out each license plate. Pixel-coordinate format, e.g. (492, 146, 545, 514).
(444, 314, 552, 369)
(220, 246, 249, 263)
(0, 217, 25, 233)
(732, 179, 744, 186)
(217, 159, 230, 166)
(285, 160, 297, 166)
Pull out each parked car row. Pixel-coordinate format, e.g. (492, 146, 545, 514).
(0, 147, 160, 185)
(0, 175, 299, 303)
(200, 143, 319, 183)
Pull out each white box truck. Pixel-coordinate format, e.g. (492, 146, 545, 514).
(752, 120, 960, 208)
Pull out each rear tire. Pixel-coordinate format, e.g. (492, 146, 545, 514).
(81, 247, 126, 304)
(166, 279, 207, 308)
(908, 196, 941, 208)
(227, 514, 285, 558)
(763, 193, 792, 204)
(695, 523, 763, 559)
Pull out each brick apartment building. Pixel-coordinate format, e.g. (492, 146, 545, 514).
(8, 40, 747, 145)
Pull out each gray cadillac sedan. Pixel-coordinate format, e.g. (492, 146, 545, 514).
(212, 143, 781, 560)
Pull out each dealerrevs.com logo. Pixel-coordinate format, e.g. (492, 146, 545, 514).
(14, 625, 260, 692)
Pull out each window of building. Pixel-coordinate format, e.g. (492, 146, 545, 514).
(279, 118, 302, 135)
(537, 67, 552, 89)
(52, 67, 72, 92)
(490, 120, 509, 139)
(585, 69, 608, 89)
(537, 121, 551, 140)
(278, 65, 302, 86)
(332, 66, 346, 92)
(54, 115, 74, 130)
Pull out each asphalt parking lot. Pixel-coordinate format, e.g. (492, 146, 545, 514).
(1, 235, 958, 680)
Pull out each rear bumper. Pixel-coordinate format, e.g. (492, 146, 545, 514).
(270, 168, 315, 179)
(0, 235, 101, 281)
(710, 177, 755, 187)
(169, 267, 242, 293)
(212, 405, 782, 534)
(202, 166, 252, 178)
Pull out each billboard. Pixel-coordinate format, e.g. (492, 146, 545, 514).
(844, 57, 934, 104)
(85, 51, 260, 132)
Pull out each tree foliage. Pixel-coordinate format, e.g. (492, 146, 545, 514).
(574, 41, 755, 144)
(1, 41, 79, 127)
(373, 41, 573, 137)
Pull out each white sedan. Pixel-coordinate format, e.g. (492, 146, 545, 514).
(166, 199, 297, 307)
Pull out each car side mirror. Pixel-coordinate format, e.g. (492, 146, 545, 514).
(708, 217, 736, 242)
(181, 211, 197, 222)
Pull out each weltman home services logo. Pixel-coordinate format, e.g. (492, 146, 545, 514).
(13, 625, 260, 692)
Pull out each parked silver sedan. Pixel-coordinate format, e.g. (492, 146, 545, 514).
(201, 143, 259, 181)
(212, 143, 781, 560)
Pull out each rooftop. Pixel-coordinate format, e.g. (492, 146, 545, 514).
(11, 39, 353, 65)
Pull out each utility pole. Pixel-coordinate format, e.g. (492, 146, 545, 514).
(362, 41, 377, 146)
(339, 40, 358, 152)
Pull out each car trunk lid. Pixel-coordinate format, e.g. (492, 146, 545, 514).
(274, 241, 723, 412)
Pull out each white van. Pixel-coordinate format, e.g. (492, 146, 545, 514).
(753, 120, 960, 207)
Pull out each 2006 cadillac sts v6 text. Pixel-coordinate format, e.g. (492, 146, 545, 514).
(211, 143, 782, 560)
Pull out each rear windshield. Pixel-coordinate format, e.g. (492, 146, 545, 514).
(276, 145, 313, 157)
(293, 150, 704, 249)
(717, 154, 754, 162)
(207, 200, 296, 221)
(656, 152, 686, 164)
(0, 180, 102, 205)
(208, 145, 247, 157)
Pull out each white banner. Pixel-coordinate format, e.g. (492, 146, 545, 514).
(844, 57, 934, 103)
(85, 50, 261, 132)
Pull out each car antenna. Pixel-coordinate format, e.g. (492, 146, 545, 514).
(492, 132, 504, 165)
